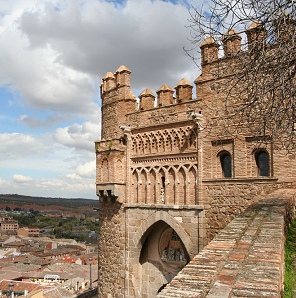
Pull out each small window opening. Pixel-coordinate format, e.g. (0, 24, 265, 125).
(220, 152, 232, 178)
(255, 150, 269, 176)
(161, 176, 165, 188)
(160, 176, 165, 203)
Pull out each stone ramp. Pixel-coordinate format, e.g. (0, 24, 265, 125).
(157, 189, 296, 298)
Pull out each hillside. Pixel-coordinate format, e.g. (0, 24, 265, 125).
(0, 194, 98, 211)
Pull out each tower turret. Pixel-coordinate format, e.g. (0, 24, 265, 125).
(101, 72, 116, 94)
(200, 36, 219, 65)
(156, 84, 174, 107)
(222, 29, 242, 57)
(100, 65, 137, 140)
(246, 21, 266, 51)
(175, 78, 193, 103)
(115, 65, 131, 87)
(139, 88, 155, 110)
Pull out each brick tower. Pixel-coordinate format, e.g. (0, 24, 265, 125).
(96, 28, 296, 296)
(96, 65, 207, 297)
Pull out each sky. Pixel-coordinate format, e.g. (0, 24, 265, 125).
(0, 0, 201, 200)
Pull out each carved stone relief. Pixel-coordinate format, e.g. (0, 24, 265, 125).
(159, 227, 188, 270)
(131, 126, 197, 156)
(148, 107, 178, 125)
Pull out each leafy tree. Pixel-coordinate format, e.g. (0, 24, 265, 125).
(53, 227, 63, 238)
(29, 208, 40, 216)
(12, 214, 36, 226)
(187, 0, 296, 151)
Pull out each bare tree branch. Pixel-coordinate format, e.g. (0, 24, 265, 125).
(186, 0, 296, 151)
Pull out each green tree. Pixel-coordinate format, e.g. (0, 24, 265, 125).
(12, 214, 36, 226)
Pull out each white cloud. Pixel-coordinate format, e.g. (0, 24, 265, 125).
(13, 174, 34, 183)
(16, 0, 196, 93)
(0, 173, 96, 199)
(54, 121, 100, 152)
(76, 160, 96, 178)
(18, 114, 71, 129)
(35, 176, 96, 198)
(0, 133, 47, 160)
(0, 177, 9, 187)
(0, 0, 199, 199)
(65, 173, 82, 180)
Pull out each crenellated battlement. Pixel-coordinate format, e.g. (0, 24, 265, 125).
(99, 24, 267, 122)
(100, 65, 198, 140)
(200, 17, 294, 69)
(96, 18, 296, 298)
(100, 65, 132, 95)
(101, 68, 194, 112)
(100, 16, 295, 142)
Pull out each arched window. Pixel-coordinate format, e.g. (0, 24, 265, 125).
(255, 150, 269, 176)
(219, 151, 232, 178)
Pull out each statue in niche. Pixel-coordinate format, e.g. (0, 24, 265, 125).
(179, 250, 185, 262)
(159, 228, 188, 269)
(161, 248, 168, 260)
(168, 248, 175, 260)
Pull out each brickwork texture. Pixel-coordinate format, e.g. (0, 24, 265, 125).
(95, 27, 296, 297)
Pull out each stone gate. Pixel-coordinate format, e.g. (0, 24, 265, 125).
(95, 24, 296, 297)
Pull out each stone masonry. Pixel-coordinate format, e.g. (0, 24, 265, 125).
(95, 22, 296, 297)
(157, 189, 296, 297)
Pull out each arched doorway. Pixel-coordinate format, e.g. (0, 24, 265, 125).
(139, 221, 189, 296)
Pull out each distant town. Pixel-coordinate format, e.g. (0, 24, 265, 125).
(0, 194, 98, 297)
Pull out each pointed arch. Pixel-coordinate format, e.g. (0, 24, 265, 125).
(166, 167, 177, 205)
(134, 212, 195, 260)
(150, 132, 158, 154)
(131, 136, 138, 154)
(177, 166, 186, 205)
(131, 169, 139, 203)
(158, 167, 166, 204)
(172, 129, 180, 151)
(148, 168, 157, 204)
(254, 149, 270, 177)
(178, 128, 187, 149)
(158, 134, 165, 153)
(115, 159, 123, 183)
(138, 169, 148, 203)
(187, 165, 197, 205)
(138, 137, 144, 155)
(143, 133, 151, 154)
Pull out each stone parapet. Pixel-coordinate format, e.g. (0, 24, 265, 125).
(157, 189, 296, 297)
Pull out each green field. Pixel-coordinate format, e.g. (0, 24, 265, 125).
(285, 218, 296, 297)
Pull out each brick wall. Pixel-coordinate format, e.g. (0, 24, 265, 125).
(96, 54, 296, 297)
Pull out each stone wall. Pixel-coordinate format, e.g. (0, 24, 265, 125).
(124, 204, 206, 298)
(96, 59, 296, 297)
(203, 180, 292, 241)
(157, 189, 296, 297)
(98, 202, 125, 298)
